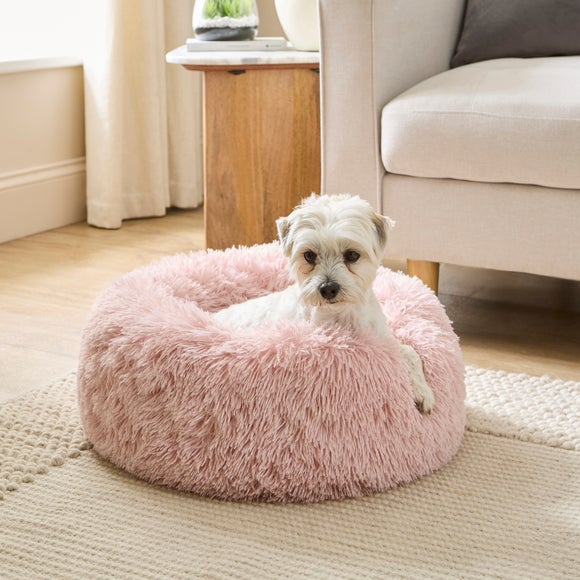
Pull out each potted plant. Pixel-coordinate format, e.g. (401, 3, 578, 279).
(193, 0, 259, 41)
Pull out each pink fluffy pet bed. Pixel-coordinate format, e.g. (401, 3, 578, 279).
(77, 243, 465, 502)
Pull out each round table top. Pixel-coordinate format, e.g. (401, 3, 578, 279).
(166, 45, 320, 71)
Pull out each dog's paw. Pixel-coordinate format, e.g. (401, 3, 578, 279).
(414, 386, 435, 414)
(400, 344, 435, 414)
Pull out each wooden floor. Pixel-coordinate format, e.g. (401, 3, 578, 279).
(1, 207, 579, 403)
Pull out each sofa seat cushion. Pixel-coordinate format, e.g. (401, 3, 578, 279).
(381, 57, 580, 189)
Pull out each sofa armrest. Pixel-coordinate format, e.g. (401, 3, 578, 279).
(319, 0, 465, 210)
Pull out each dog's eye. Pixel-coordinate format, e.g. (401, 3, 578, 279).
(303, 250, 317, 265)
(344, 250, 360, 263)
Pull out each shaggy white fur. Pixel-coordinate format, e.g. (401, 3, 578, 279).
(215, 194, 434, 413)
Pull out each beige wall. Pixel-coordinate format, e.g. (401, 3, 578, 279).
(257, 0, 285, 37)
(0, 63, 86, 243)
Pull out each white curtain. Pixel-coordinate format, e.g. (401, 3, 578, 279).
(81, 0, 203, 229)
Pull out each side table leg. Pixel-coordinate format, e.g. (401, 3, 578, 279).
(203, 68, 321, 250)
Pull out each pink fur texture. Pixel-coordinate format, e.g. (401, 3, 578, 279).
(77, 243, 465, 502)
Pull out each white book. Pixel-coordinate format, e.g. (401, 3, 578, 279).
(186, 37, 288, 52)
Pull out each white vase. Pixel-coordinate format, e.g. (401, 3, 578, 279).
(275, 0, 320, 51)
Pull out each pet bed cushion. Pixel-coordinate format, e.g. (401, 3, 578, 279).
(77, 243, 465, 502)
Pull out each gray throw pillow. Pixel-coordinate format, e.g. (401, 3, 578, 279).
(451, 0, 580, 68)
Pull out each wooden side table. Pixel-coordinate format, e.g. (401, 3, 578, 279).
(166, 46, 321, 250)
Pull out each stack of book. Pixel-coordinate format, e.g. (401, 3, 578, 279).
(186, 37, 288, 52)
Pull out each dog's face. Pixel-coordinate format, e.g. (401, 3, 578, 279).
(277, 194, 394, 308)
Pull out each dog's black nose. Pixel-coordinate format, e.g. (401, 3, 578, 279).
(319, 281, 340, 301)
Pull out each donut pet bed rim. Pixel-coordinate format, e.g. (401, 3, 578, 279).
(77, 242, 466, 503)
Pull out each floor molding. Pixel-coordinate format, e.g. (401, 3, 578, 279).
(0, 157, 86, 243)
(0, 157, 85, 192)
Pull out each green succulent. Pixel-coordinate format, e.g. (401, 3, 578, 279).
(202, 0, 254, 19)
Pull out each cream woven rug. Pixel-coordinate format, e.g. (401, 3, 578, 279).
(0, 367, 578, 579)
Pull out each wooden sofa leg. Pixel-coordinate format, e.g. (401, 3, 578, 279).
(407, 260, 440, 294)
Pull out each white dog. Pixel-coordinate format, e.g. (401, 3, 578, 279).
(214, 194, 434, 413)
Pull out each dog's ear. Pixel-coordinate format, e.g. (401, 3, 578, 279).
(276, 216, 293, 256)
(372, 213, 396, 254)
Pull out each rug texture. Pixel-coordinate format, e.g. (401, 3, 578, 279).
(0, 366, 579, 579)
(77, 243, 465, 502)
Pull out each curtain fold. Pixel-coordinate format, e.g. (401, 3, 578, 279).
(82, 0, 203, 229)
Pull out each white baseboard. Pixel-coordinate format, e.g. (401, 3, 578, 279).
(0, 157, 86, 243)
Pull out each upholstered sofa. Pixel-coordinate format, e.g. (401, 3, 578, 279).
(318, 0, 580, 292)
